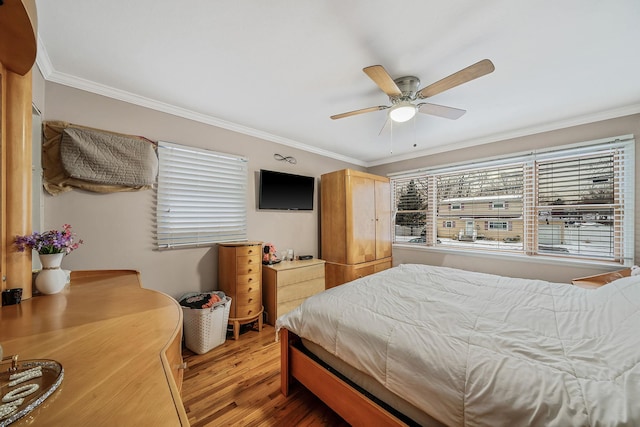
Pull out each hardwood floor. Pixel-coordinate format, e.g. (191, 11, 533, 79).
(181, 323, 350, 426)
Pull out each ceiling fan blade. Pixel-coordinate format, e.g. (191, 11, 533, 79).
(363, 65, 402, 97)
(330, 105, 389, 120)
(417, 103, 466, 120)
(416, 59, 495, 99)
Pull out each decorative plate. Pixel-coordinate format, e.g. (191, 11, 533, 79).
(0, 359, 63, 426)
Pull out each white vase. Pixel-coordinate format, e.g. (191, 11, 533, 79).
(36, 253, 68, 295)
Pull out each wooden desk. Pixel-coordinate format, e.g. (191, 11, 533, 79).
(0, 270, 188, 426)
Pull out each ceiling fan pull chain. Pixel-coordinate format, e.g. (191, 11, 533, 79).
(389, 121, 394, 154)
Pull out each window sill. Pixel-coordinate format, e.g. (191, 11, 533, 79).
(392, 243, 631, 269)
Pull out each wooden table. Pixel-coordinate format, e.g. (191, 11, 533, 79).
(0, 270, 188, 426)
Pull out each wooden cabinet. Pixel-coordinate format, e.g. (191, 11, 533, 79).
(262, 259, 326, 325)
(321, 169, 392, 288)
(218, 241, 264, 340)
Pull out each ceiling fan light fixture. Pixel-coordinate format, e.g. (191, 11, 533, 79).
(389, 102, 416, 122)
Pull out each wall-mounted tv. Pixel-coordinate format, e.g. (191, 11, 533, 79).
(258, 169, 315, 211)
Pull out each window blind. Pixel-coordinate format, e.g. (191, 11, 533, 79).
(156, 141, 248, 249)
(532, 142, 633, 262)
(390, 136, 635, 265)
(436, 163, 524, 250)
(392, 176, 429, 243)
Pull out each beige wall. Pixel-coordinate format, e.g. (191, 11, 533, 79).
(38, 77, 639, 292)
(369, 113, 640, 283)
(41, 82, 361, 297)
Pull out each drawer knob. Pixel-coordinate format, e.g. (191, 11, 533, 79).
(248, 287, 252, 292)
(248, 298, 253, 303)
(248, 278, 253, 282)
(248, 268, 253, 273)
(177, 362, 187, 370)
(248, 259, 253, 264)
(248, 249, 253, 254)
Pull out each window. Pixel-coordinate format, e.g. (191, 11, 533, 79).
(390, 136, 635, 265)
(392, 177, 429, 244)
(488, 221, 509, 230)
(155, 141, 248, 249)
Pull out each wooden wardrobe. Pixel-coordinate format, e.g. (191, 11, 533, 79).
(320, 169, 392, 288)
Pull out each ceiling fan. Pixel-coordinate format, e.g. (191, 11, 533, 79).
(330, 59, 495, 124)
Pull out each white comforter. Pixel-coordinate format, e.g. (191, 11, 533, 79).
(276, 264, 640, 426)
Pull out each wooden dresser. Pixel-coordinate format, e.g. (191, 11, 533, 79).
(262, 259, 326, 325)
(218, 241, 264, 340)
(0, 270, 188, 426)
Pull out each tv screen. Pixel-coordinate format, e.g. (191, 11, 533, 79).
(258, 169, 315, 210)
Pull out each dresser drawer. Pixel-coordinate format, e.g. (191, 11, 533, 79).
(277, 264, 325, 287)
(235, 245, 261, 257)
(237, 272, 260, 288)
(237, 255, 261, 275)
(277, 298, 308, 318)
(234, 303, 261, 318)
(235, 282, 261, 303)
(278, 277, 325, 303)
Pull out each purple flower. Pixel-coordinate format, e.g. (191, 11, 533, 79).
(14, 224, 83, 255)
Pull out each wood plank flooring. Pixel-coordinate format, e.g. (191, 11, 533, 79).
(181, 323, 350, 426)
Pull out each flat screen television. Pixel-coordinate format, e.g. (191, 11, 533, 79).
(258, 169, 315, 211)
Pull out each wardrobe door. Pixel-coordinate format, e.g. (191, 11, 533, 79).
(375, 179, 392, 260)
(346, 175, 376, 264)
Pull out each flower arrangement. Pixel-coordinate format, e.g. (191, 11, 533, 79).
(263, 242, 277, 263)
(14, 224, 83, 255)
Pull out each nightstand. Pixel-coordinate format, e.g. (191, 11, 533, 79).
(571, 268, 631, 289)
(262, 259, 325, 325)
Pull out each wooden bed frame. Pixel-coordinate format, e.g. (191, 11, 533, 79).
(279, 328, 409, 427)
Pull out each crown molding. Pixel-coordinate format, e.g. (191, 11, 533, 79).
(366, 103, 640, 167)
(34, 42, 366, 168)
(35, 38, 637, 170)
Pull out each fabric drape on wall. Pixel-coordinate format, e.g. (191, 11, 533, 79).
(42, 120, 157, 195)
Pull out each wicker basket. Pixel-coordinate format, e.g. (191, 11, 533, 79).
(180, 293, 231, 354)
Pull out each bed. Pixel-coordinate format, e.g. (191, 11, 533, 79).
(276, 264, 640, 426)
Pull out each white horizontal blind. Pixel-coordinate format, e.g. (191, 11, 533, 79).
(392, 176, 429, 244)
(436, 163, 524, 251)
(156, 141, 248, 249)
(533, 141, 633, 262)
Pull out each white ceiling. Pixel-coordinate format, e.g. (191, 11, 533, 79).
(34, 1, 640, 167)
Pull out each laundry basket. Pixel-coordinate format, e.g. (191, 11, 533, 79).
(179, 291, 231, 354)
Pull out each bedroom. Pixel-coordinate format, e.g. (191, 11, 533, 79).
(1, 1, 639, 426)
